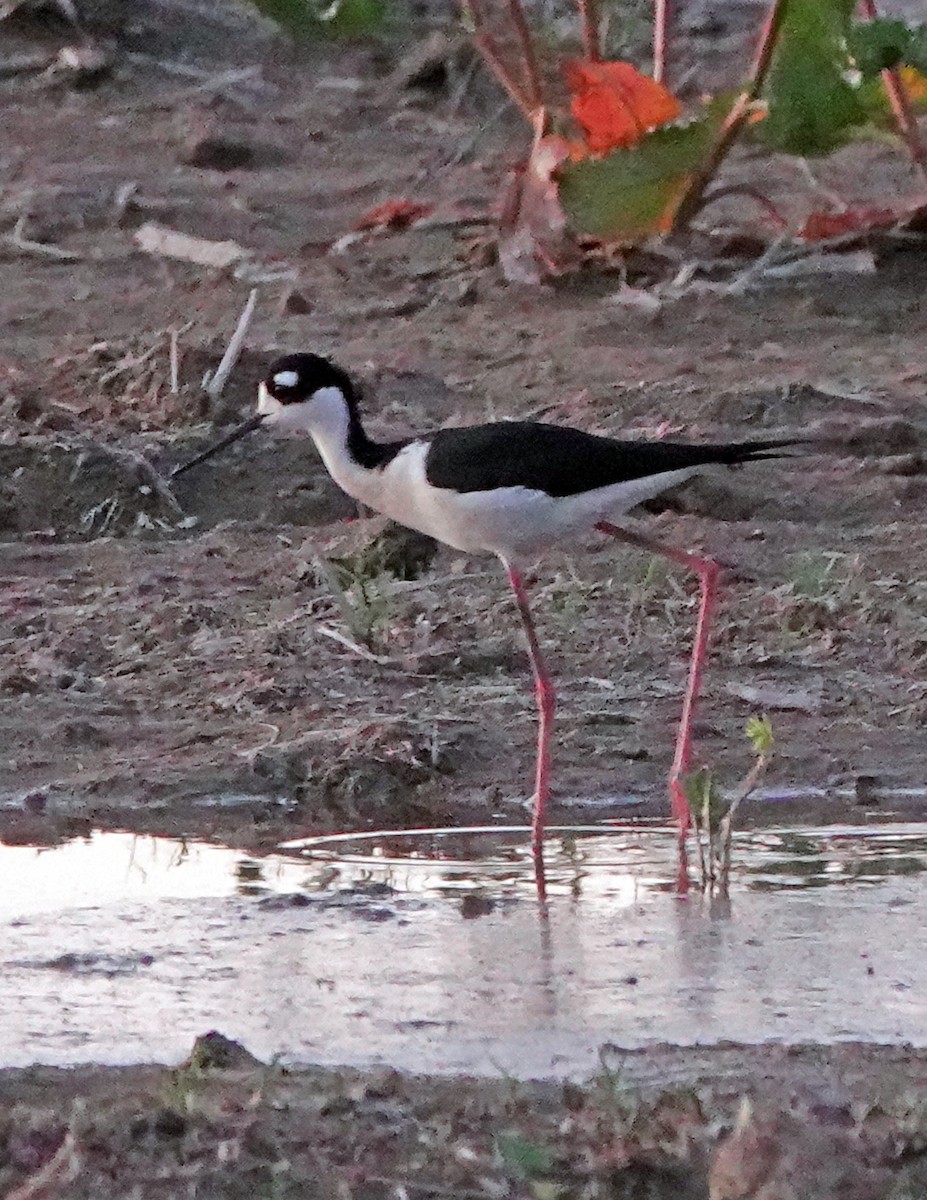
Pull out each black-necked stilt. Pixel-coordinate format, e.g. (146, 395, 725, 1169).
(174, 353, 799, 857)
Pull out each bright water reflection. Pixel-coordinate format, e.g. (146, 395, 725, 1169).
(284, 822, 927, 899)
(2, 822, 927, 1075)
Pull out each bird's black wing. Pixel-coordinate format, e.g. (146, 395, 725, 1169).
(424, 422, 798, 498)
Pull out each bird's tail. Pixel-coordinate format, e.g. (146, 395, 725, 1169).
(699, 437, 810, 465)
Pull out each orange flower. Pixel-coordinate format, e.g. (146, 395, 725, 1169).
(565, 59, 682, 154)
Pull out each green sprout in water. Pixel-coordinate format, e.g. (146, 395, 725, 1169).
(746, 713, 774, 756)
(681, 715, 775, 896)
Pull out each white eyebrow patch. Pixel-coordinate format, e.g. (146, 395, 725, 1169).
(273, 370, 300, 388)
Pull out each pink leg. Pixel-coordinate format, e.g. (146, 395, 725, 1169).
(505, 564, 556, 857)
(596, 522, 721, 831)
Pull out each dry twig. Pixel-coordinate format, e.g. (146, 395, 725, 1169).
(505, 0, 543, 110)
(315, 623, 391, 663)
(205, 288, 258, 404)
(0, 51, 54, 78)
(3, 213, 80, 261)
(169, 327, 180, 393)
(6, 1132, 78, 1200)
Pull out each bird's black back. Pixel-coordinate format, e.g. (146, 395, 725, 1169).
(424, 422, 798, 497)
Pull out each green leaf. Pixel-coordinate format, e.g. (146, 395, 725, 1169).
(848, 18, 927, 76)
(745, 715, 774, 756)
(248, 0, 385, 38)
(848, 18, 915, 75)
(761, 0, 866, 156)
(556, 114, 719, 241)
(317, 0, 385, 36)
(496, 1133, 555, 1179)
(910, 27, 927, 76)
(681, 767, 727, 832)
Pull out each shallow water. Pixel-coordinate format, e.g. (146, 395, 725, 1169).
(3, 823, 927, 1077)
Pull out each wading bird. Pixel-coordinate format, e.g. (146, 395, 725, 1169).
(174, 353, 797, 860)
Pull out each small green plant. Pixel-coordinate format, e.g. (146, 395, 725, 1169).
(682, 714, 774, 896)
(542, 569, 596, 632)
(247, 0, 386, 38)
(496, 1131, 555, 1176)
(160, 1056, 208, 1118)
(787, 550, 857, 601)
(317, 541, 396, 651)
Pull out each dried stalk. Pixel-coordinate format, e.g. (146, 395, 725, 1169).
(205, 288, 257, 403)
(653, 0, 669, 84)
(6, 1132, 78, 1200)
(717, 751, 770, 894)
(4, 213, 80, 261)
(169, 327, 180, 393)
(579, 0, 601, 61)
(857, 0, 927, 185)
(671, 0, 790, 233)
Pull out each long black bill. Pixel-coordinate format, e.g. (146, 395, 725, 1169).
(171, 413, 266, 478)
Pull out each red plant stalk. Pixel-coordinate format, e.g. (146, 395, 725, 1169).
(460, 0, 536, 121)
(857, 0, 927, 185)
(505, 0, 543, 110)
(693, 183, 789, 231)
(579, 0, 601, 61)
(671, 0, 790, 233)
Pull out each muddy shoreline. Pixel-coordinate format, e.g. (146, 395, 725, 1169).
(3, 1042, 927, 1198)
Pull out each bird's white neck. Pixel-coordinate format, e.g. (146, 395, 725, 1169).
(301, 386, 372, 500)
(301, 385, 354, 467)
(261, 380, 401, 510)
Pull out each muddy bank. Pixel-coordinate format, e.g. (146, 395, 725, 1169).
(3, 1041, 927, 1199)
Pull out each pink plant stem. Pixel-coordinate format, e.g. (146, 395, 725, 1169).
(653, 0, 669, 84)
(671, 0, 789, 232)
(579, 0, 601, 61)
(857, 0, 927, 185)
(596, 521, 721, 834)
(506, 564, 557, 858)
(460, 0, 535, 121)
(694, 183, 790, 231)
(505, 0, 543, 110)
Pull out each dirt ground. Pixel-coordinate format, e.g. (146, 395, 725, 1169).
(2, 0, 927, 1192)
(4, 1037, 927, 1200)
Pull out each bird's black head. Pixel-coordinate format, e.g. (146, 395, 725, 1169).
(171, 351, 361, 479)
(263, 353, 357, 407)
